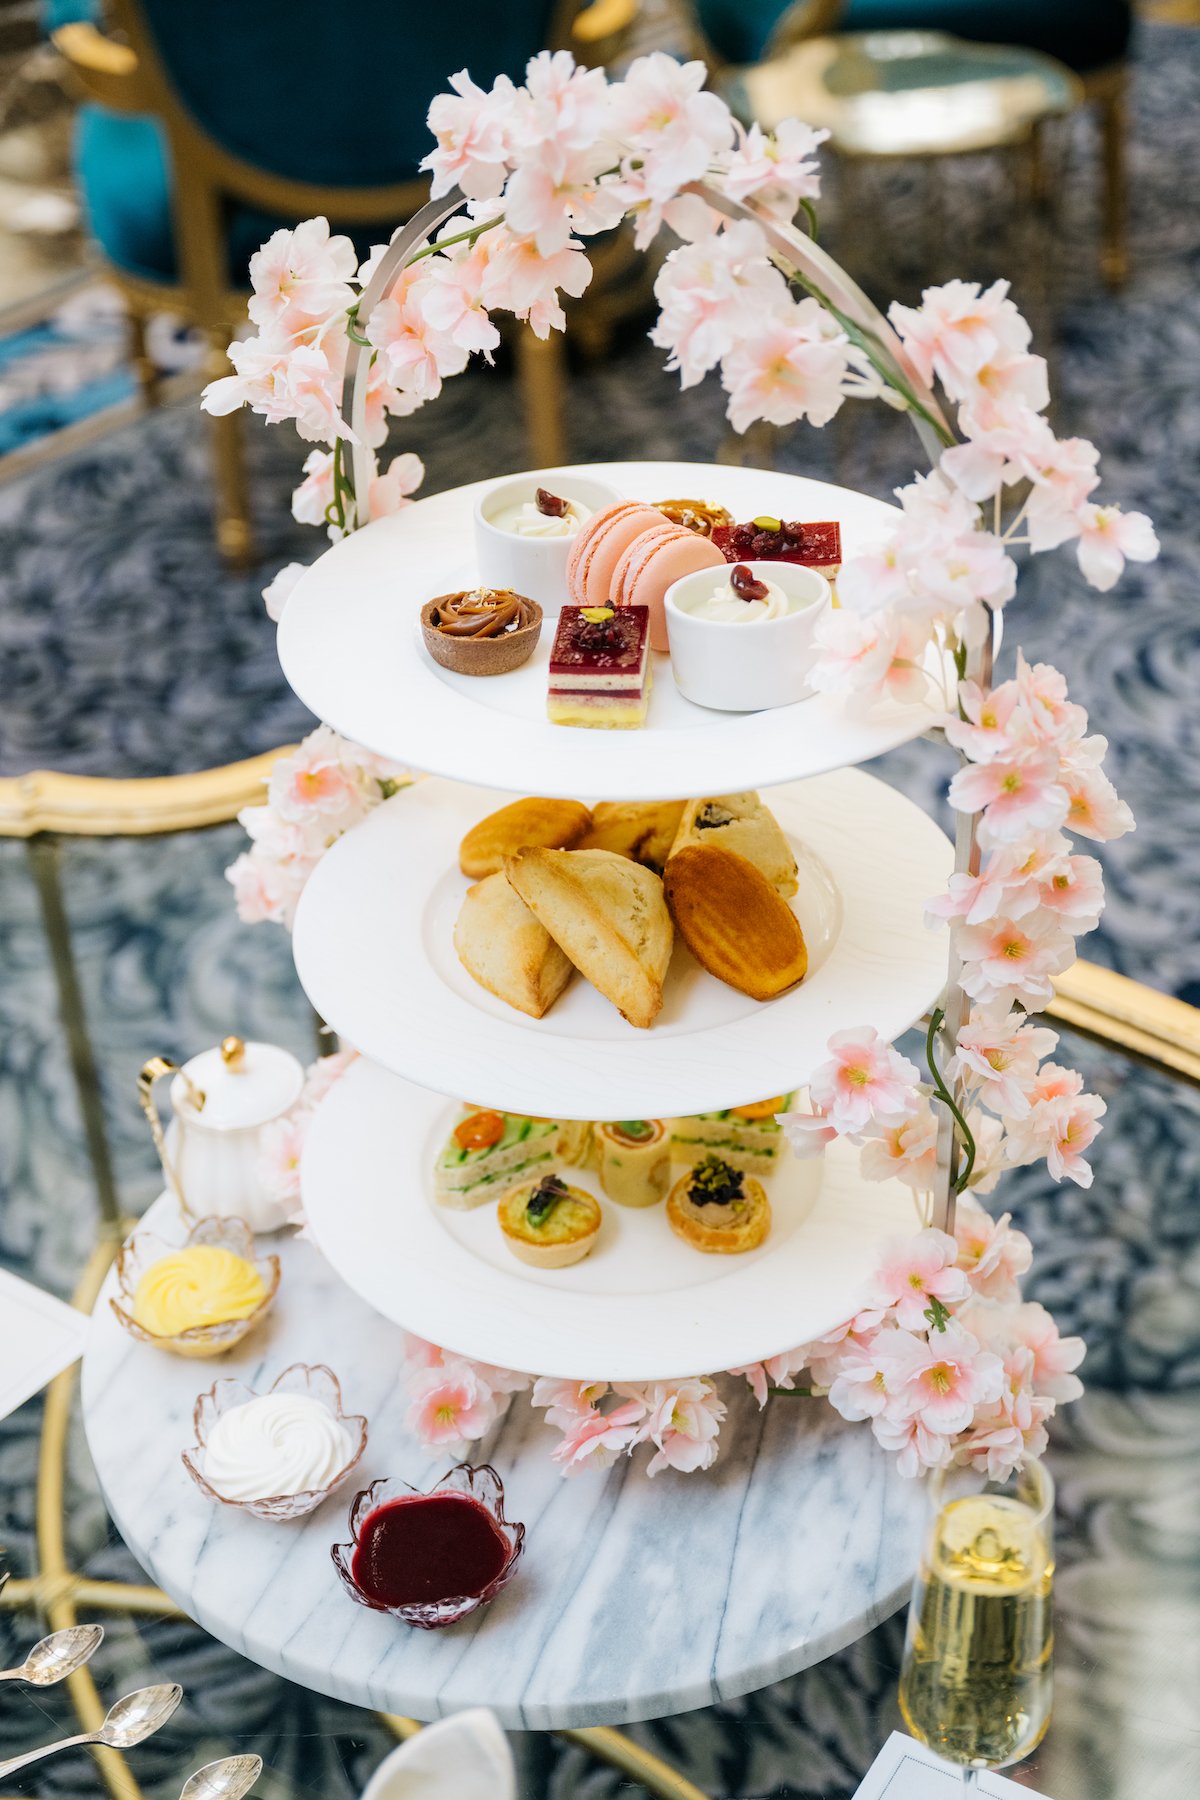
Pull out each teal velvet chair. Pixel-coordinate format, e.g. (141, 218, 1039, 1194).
(692, 0, 1135, 285)
(54, 0, 634, 561)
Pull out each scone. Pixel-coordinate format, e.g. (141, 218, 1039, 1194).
(505, 847, 673, 1030)
(665, 844, 807, 1001)
(669, 793, 798, 897)
(666, 1155, 772, 1254)
(498, 1174, 602, 1268)
(454, 872, 574, 1019)
(459, 797, 593, 879)
(578, 800, 687, 874)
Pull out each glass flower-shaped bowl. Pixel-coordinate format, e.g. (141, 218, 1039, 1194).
(110, 1214, 281, 1359)
(181, 1362, 369, 1522)
(331, 1463, 525, 1629)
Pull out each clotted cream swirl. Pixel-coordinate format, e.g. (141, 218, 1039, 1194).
(683, 572, 794, 623)
(202, 1393, 353, 1499)
(492, 498, 586, 539)
(131, 1245, 265, 1337)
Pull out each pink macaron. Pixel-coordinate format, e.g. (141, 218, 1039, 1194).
(566, 501, 668, 609)
(612, 523, 726, 653)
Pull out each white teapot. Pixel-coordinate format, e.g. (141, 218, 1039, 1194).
(138, 1036, 305, 1233)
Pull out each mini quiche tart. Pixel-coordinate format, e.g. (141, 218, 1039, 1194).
(499, 1174, 602, 1269)
(666, 1155, 772, 1255)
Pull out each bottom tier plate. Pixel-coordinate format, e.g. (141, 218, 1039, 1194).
(82, 1193, 924, 1728)
(300, 1057, 918, 1381)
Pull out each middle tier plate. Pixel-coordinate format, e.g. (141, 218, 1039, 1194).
(292, 770, 953, 1118)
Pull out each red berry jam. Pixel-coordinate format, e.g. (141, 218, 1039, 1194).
(350, 1493, 511, 1607)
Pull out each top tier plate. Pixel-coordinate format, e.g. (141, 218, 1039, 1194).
(278, 459, 929, 802)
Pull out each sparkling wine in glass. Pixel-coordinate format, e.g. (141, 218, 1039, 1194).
(898, 1457, 1054, 1789)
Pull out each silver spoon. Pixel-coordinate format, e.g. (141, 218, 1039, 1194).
(179, 1754, 263, 1800)
(0, 1680, 183, 1780)
(0, 1622, 105, 1685)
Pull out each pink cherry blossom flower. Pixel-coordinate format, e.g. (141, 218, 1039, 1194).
(728, 1348, 811, 1408)
(1074, 502, 1159, 591)
(203, 334, 352, 443)
(407, 1363, 500, 1446)
(859, 1098, 940, 1193)
(368, 450, 425, 521)
(225, 847, 307, 926)
(256, 1112, 308, 1206)
(504, 141, 624, 256)
(861, 1228, 971, 1331)
(906, 521, 1017, 622)
(834, 535, 916, 616)
(960, 1359, 1051, 1480)
(1028, 1061, 1084, 1104)
(366, 268, 469, 404)
(808, 1029, 921, 1136)
(291, 448, 335, 528)
(823, 1326, 929, 1421)
(952, 1196, 1033, 1301)
(719, 299, 853, 432)
(604, 169, 715, 250)
(809, 608, 934, 705)
(897, 1319, 1005, 1435)
(651, 220, 790, 387)
(964, 1107, 1006, 1195)
(957, 911, 1074, 1011)
(1003, 1301, 1086, 1401)
(872, 1409, 956, 1477)
(552, 1396, 646, 1475)
(949, 1008, 1058, 1118)
(262, 561, 306, 622)
(481, 230, 592, 337)
(925, 856, 1037, 930)
(1036, 851, 1104, 930)
(247, 217, 357, 334)
(720, 117, 828, 212)
(1004, 1090, 1106, 1187)
(638, 1378, 726, 1476)
(888, 278, 1031, 400)
(942, 679, 1023, 761)
(1059, 757, 1135, 843)
(516, 50, 613, 160)
(608, 53, 734, 198)
(402, 1333, 449, 1372)
(1022, 433, 1101, 550)
(530, 1377, 609, 1429)
(301, 1047, 358, 1109)
(421, 238, 502, 358)
(422, 69, 518, 200)
(268, 728, 368, 825)
(778, 1104, 839, 1158)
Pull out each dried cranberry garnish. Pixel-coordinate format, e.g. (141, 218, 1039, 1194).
(535, 487, 568, 517)
(730, 563, 769, 602)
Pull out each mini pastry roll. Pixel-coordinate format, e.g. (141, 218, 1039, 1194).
(594, 1119, 670, 1208)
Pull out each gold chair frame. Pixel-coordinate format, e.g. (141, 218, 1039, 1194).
(52, 0, 640, 569)
(1, 748, 1196, 1799)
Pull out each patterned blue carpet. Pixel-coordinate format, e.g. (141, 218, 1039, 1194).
(1, 18, 1198, 1799)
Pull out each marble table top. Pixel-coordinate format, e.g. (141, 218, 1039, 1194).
(81, 1195, 925, 1729)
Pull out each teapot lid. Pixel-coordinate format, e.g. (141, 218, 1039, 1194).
(170, 1037, 305, 1130)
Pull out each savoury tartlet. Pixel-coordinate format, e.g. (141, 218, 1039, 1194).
(666, 1155, 772, 1255)
(498, 1174, 602, 1269)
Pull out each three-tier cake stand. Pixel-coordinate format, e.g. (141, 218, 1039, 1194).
(82, 194, 983, 1729)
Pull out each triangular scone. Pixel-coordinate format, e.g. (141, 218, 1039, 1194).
(669, 792, 798, 897)
(454, 872, 574, 1019)
(504, 848, 673, 1030)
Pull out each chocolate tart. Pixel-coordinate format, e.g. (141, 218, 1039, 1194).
(421, 589, 542, 676)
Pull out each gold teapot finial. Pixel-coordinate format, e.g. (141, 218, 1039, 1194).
(220, 1035, 247, 1072)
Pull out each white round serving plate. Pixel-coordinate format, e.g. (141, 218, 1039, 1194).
(277, 459, 940, 802)
(300, 1056, 917, 1381)
(291, 768, 953, 1119)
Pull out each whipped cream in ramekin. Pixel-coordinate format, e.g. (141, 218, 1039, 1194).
(491, 498, 587, 540)
(202, 1392, 352, 1500)
(680, 573, 796, 623)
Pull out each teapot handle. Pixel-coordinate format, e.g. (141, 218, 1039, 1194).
(137, 1057, 204, 1218)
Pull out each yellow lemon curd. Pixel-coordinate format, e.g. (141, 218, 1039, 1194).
(132, 1245, 265, 1340)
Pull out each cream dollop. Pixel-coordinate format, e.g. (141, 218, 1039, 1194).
(202, 1393, 353, 1500)
(491, 498, 587, 539)
(682, 573, 796, 623)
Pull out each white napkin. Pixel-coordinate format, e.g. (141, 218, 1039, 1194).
(854, 1733, 1051, 1799)
(361, 1710, 515, 1800)
(0, 1269, 90, 1423)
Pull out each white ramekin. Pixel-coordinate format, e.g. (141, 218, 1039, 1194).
(472, 473, 623, 616)
(664, 560, 832, 711)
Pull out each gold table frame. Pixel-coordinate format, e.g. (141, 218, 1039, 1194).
(1, 752, 1195, 1800)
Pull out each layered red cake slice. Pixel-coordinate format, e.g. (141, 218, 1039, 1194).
(712, 517, 842, 575)
(547, 604, 652, 730)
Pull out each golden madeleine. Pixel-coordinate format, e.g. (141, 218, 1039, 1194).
(459, 796, 593, 879)
(664, 844, 807, 1001)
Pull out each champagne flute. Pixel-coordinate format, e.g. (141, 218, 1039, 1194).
(898, 1457, 1054, 1789)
